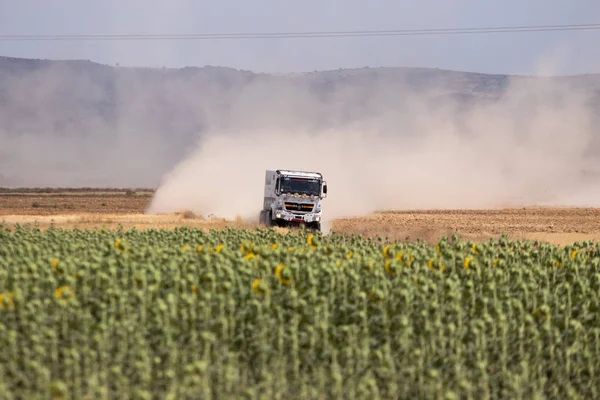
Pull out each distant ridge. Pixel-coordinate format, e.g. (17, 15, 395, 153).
(0, 55, 599, 187)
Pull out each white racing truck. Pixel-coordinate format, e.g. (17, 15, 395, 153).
(259, 169, 328, 231)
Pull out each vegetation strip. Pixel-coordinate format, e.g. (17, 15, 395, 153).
(0, 225, 598, 398)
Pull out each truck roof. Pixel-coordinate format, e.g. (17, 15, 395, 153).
(273, 169, 323, 178)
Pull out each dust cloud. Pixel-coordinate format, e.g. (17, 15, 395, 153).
(0, 58, 204, 188)
(147, 68, 600, 228)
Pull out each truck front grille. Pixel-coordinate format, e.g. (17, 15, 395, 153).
(284, 202, 314, 212)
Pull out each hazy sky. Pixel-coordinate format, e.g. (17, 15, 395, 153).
(1, 0, 599, 75)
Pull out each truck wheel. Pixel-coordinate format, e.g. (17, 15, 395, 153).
(308, 222, 321, 232)
(266, 210, 273, 227)
(259, 210, 266, 226)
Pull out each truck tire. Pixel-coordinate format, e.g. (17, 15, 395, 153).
(259, 210, 266, 226)
(265, 210, 272, 227)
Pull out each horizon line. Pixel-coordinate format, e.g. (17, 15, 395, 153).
(0, 54, 598, 78)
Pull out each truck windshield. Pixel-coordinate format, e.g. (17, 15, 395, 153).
(279, 177, 321, 196)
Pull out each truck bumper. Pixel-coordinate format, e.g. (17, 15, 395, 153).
(274, 210, 321, 224)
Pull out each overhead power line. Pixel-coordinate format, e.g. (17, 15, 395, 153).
(1, 23, 600, 41)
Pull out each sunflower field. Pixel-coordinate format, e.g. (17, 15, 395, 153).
(1, 224, 600, 399)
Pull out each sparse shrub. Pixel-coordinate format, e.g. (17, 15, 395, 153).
(174, 209, 197, 219)
(182, 209, 196, 219)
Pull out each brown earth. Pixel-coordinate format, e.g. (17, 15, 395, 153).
(0, 191, 152, 215)
(332, 208, 600, 245)
(2, 191, 600, 245)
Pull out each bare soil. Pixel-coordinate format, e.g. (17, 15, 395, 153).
(0, 191, 151, 215)
(2, 191, 600, 245)
(332, 208, 600, 245)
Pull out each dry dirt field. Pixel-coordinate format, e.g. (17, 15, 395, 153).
(2, 190, 600, 245)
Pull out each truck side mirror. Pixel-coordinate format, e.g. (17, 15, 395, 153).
(322, 182, 328, 197)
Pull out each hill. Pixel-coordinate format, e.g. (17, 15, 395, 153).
(0, 56, 599, 187)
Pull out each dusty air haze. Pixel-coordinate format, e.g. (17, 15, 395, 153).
(147, 62, 600, 227)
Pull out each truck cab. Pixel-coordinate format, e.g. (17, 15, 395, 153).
(259, 169, 328, 231)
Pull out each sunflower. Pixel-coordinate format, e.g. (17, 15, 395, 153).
(275, 264, 292, 286)
(252, 279, 267, 295)
(428, 258, 447, 272)
(464, 256, 473, 270)
(383, 245, 392, 259)
(0, 292, 15, 311)
(272, 243, 279, 250)
(55, 286, 75, 303)
(369, 290, 384, 302)
(363, 260, 375, 273)
(571, 249, 578, 260)
(240, 242, 254, 254)
(396, 252, 415, 267)
(50, 381, 68, 399)
(384, 259, 397, 276)
(245, 253, 257, 263)
(51, 258, 62, 275)
(216, 244, 225, 253)
(115, 239, 127, 252)
(534, 305, 551, 321)
(307, 234, 318, 249)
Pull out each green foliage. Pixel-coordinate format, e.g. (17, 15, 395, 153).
(1, 226, 600, 399)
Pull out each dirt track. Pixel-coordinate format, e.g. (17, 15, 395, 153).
(2, 192, 600, 245)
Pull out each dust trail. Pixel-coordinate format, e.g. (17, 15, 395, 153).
(0, 58, 197, 188)
(147, 71, 600, 228)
